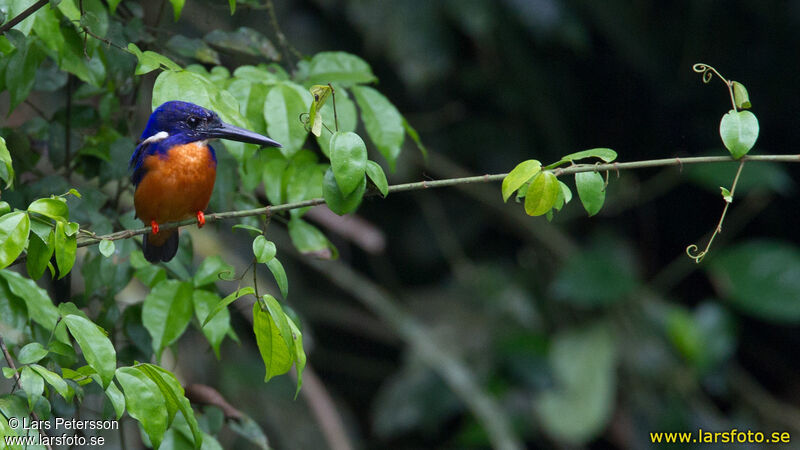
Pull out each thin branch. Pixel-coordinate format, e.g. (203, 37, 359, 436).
(0, 0, 48, 35)
(9, 153, 800, 267)
(0, 335, 54, 450)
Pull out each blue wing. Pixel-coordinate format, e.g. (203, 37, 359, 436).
(129, 141, 153, 187)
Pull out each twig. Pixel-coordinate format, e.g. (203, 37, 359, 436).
(9, 153, 800, 267)
(0, 335, 54, 450)
(0, 0, 48, 35)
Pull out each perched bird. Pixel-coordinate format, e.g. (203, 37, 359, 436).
(130, 101, 281, 263)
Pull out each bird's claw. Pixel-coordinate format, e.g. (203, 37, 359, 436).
(150, 220, 159, 234)
(197, 211, 205, 228)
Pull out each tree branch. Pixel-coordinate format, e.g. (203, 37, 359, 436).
(10, 153, 800, 267)
(0, 0, 48, 35)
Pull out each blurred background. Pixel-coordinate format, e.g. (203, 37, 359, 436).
(6, 0, 800, 448)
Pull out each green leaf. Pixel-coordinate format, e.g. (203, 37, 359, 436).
(5, 30, 45, 113)
(28, 198, 68, 222)
(29, 364, 70, 401)
(202, 287, 255, 327)
(719, 110, 759, 159)
(402, 117, 428, 160)
(127, 43, 182, 74)
(252, 236, 276, 263)
(138, 364, 203, 448)
(708, 240, 800, 323)
(193, 255, 234, 287)
(166, 35, 220, 65)
(502, 159, 541, 202)
(316, 88, 358, 157)
(104, 380, 125, 420)
(720, 186, 733, 203)
(142, 280, 194, 361)
(54, 220, 76, 279)
(266, 258, 288, 299)
(352, 86, 404, 170)
(252, 302, 293, 382)
(17, 342, 48, 364)
(330, 131, 368, 195)
(99, 239, 115, 257)
(193, 290, 231, 359)
(575, 171, 606, 216)
(0, 211, 29, 269)
(559, 180, 573, 205)
(264, 83, 312, 158)
(169, 0, 185, 21)
(288, 218, 336, 259)
(0, 136, 14, 189)
(545, 148, 618, 169)
(228, 0, 236, 14)
(524, 171, 559, 216)
(323, 167, 366, 215)
(535, 324, 616, 445)
(308, 84, 332, 137)
(288, 317, 305, 397)
(0, 269, 67, 344)
(205, 28, 279, 60)
(108, 0, 121, 13)
(232, 224, 263, 236)
(366, 160, 389, 197)
(63, 314, 116, 388)
(20, 366, 44, 411)
(732, 81, 751, 109)
(115, 367, 168, 449)
(261, 295, 295, 365)
(306, 52, 377, 86)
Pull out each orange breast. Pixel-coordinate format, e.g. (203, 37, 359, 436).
(134, 142, 217, 224)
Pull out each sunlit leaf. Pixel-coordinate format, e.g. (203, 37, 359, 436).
(252, 301, 293, 382)
(502, 159, 541, 202)
(524, 171, 558, 216)
(0, 211, 29, 269)
(720, 109, 759, 159)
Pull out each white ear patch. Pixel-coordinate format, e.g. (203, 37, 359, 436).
(142, 131, 169, 145)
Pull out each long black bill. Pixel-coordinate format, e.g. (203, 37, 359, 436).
(209, 122, 282, 148)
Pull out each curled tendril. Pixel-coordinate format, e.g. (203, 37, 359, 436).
(692, 63, 728, 85)
(685, 244, 707, 263)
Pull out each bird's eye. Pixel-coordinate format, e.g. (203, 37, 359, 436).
(187, 116, 200, 128)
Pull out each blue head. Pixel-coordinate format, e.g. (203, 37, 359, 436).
(130, 101, 280, 185)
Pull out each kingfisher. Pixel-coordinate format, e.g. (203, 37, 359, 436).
(130, 101, 281, 263)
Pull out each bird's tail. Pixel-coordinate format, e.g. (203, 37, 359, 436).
(142, 230, 179, 263)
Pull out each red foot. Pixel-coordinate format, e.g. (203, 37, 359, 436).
(150, 220, 159, 234)
(196, 211, 205, 228)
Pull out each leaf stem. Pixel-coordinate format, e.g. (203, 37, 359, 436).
(686, 159, 746, 263)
